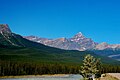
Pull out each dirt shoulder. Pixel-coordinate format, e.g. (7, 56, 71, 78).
(108, 73, 120, 80)
(98, 73, 120, 80)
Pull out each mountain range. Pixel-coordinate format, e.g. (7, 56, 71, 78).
(24, 31, 120, 61)
(24, 33, 120, 51)
(0, 24, 120, 64)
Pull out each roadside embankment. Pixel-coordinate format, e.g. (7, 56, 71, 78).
(98, 73, 120, 80)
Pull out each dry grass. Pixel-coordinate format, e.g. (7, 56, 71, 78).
(97, 73, 119, 80)
(108, 73, 120, 80)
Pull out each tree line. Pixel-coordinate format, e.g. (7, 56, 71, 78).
(0, 61, 120, 76)
(0, 61, 80, 76)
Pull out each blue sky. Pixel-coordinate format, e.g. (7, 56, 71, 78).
(0, 0, 120, 44)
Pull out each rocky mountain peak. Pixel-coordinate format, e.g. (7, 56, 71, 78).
(73, 32, 84, 39)
(0, 24, 12, 34)
(70, 32, 85, 42)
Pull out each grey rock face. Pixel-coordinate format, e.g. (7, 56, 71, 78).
(24, 32, 120, 51)
(24, 32, 97, 51)
(0, 24, 12, 34)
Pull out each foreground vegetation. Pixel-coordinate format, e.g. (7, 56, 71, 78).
(81, 54, 100, 79)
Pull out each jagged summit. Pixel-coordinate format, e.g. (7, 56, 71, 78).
(77, 32, 83, 35)
(73, 32, 84, 39)
(0, 24, 12, 34)
(70, 32, 86, 42)
(0, 24, 22, 46)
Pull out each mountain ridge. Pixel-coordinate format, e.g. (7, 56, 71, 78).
(24, 32, 120, 51)
(24, 32, 98, 51)
(24, 31, 120, 61)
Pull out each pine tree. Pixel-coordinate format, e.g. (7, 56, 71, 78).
(80, 54, 100, 80)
